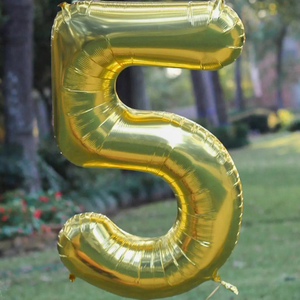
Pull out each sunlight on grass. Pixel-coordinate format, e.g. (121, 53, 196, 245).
(251, 132, 300, 152)
(0, 132, 299, 300)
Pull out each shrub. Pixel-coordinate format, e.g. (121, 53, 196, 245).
(235, 114, 269, 133)
(193, 119, 249, 149)
(0, 190, 83, 240)
(38, 137, 172, 211)
(277, 109, 295, 128)
(287, 118, 300, 132)
(38, 137, 121, 191)
(210, 123, 249, 149)
(230, 108, 295, 134)
(0, 145, 25, 192)
(267, 112, 281, 132)
(268, 109, 295, 132)
(229, 108, 274, 133)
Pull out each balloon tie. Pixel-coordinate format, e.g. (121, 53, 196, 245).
(219, 280, 238, 295)
(212, 273, 239, 295)
(69, 273, 76, 282)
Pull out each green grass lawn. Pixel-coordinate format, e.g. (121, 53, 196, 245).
(1, 132, 300, 300)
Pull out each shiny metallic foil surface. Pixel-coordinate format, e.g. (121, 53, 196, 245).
(52, 0, 245, 299)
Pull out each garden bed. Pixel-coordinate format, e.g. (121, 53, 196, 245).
(0, 223, 61, 257)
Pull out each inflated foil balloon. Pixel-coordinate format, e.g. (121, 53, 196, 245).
(52, 0, 244, 299)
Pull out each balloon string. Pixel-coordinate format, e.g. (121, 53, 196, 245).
(205, 284, 221, 300)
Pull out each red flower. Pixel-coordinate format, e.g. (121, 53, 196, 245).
(0, 207, 4, 213)
(1, 215, 9, 222)
(54, 191, 62, 198)
(41, 224, 51, 233)
(34, 209, 42, 219)
(21, 200, 27, 212)
(39, 196, 49, 203)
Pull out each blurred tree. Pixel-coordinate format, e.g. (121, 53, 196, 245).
(191, 70, 227, 127)
(117, 67, 150, 110)
(234, 56, 245, 111)
(248, 41, 263, 103)
(237, 2, 263, 106)
(229, 0, 246, 111)
(2, 0, 41, 192)
(191, 70, 208, 122)
(33, 0, 61, 129)
(145, 67, 194, 111)
(212, 71, 228, 125)
(0, 1, 5, 141)
(190, 0, 238, 126)
(130, 67, 150, 110)
(250, 0, 300, 108)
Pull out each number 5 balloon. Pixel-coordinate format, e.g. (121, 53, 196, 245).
(52, 0, 244, 299)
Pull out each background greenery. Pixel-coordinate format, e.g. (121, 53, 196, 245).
(1, 0, 300, 197)
(0, 0, 300, 299)
(0, 132, 299, 300)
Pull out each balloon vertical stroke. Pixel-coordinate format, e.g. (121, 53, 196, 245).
(52, 1, 245, 299)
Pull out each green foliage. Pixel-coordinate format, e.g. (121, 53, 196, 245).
(211, 124, 249, 149)
(287, 117, 300, 132)
(1, 132, 300, 299)
(0, 145, 25, 192)
(0, 0, 7, 63)
(236, 114, 270, 133)
(231, 108, 295, 134)
(267, 109, 295, 131)
(247, 0, 300, 62)
(144, 67, 194, 111)
(0, 138, 172, 240)
(0, 136, 171, 219)
(33, 0, 63, 91)
(0, 190, 82, 240)
(230, 108, 274, 133)
(253, 0, 300, 23)
(38, 137, 171, 212)
(193, 120, 249, 149)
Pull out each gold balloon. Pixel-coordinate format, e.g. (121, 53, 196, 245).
(52, 0, 244, 299)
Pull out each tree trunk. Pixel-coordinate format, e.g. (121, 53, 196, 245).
(248, 42, 262, 103)
(33, 90, 51, 139)
(116, 67, 150, 110)
(212, 71, 228, 126)
(190, 70, 207, 120)
(202, 71, 219, 127)
(3, 0, 41, 193)
(191, 70, 219, 127)
(234, 56, 245, 111)
(116, 67, 132, 106)
(130, 67, 150, 110)
(275, 25, 288, 109)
